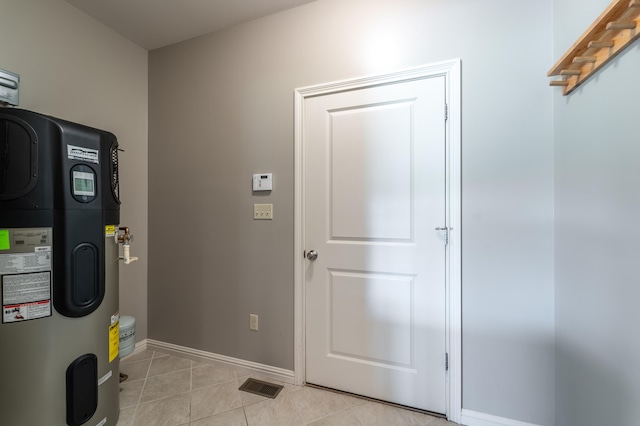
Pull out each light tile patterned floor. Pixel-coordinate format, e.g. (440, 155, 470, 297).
(116, 350, 455, 426)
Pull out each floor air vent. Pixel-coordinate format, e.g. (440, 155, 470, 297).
(238, 378, 284, 399)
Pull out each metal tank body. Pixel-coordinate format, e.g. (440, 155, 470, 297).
(0, 108, 121, 425)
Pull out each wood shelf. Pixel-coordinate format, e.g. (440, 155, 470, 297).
(548, 0, 640, 95)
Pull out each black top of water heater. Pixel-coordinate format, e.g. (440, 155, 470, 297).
(0, 107, 120, 226)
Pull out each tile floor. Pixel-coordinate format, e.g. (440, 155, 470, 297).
(116, 349, 456, 426)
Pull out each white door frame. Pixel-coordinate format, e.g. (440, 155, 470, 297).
(293, 59, 462, 423)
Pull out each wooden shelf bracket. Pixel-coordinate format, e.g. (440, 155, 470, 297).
(548, 0, 640, 95)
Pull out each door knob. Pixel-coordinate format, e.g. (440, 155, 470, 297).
(306, 250, 318, 261)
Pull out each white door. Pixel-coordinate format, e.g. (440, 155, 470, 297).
(303, 75, 447, 413)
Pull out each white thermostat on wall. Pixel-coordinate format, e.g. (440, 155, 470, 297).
(253, 173, 273, 191)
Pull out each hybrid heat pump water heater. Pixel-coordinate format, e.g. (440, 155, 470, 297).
(0, 108, 136, 426)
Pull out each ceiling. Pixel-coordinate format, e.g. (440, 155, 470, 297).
(64, 0, 316, 50)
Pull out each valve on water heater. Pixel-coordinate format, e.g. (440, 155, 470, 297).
(117, 226, 139, 264)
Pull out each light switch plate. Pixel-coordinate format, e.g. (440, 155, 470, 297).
(253, 204, 273, 220)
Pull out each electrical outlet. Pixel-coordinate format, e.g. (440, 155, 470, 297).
(250, 314, 259, 331)
(253, 204, 273, 220)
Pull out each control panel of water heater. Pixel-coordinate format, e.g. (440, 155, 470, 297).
(71, 165, 96, 203)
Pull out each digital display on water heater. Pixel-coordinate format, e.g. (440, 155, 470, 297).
(72, 171, 95, 196)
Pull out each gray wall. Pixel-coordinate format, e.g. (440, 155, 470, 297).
(553, 1, 640, 425)
(149, 0, 555, 424)
(0, 0, 149, 340)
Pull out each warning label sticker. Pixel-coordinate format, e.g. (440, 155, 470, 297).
(2, 271, 52, 323)
(1, 233, 53, 324)
(109, 321, 119, 362)
(105, 225, 116, 237)
(3, 300, 51, 323)
(2, 271, 50, 304)
(67, 144, 99, 164)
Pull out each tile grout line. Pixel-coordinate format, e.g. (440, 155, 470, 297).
(128, 352, 155, 425)
(237, 371, 252, 426)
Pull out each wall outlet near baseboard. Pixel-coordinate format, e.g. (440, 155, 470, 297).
(250, 314, 259, 331)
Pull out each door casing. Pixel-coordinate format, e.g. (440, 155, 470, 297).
(294, 59, 461, 422)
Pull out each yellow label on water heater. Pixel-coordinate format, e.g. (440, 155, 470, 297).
(109, 321, 119, 362)
(105, 225, 116, 237)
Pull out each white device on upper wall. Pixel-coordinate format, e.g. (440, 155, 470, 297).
(253, 173, 273, 191)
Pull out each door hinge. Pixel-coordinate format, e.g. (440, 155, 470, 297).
(445, 103, 448, 121)
(435, 227, 450, 245)
(445, 353, 449, 371)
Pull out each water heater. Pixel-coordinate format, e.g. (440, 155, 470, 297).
(0, 108, 123, 425)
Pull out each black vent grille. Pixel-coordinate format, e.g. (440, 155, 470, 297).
(110, 144, 120, 203)
(238, 378, 284, 399)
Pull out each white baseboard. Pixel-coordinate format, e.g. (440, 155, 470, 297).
(142, 339, 295, 385)
(120, 339, 149, 359)
(460, 409, 543, 426)
(133, 339, 148, 352)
